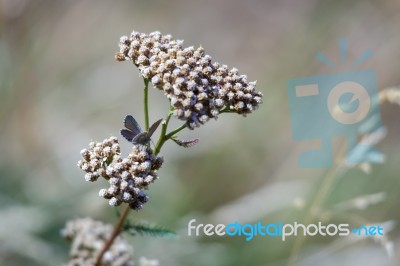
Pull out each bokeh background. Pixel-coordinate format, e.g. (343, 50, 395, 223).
(1, 0, 400, 265)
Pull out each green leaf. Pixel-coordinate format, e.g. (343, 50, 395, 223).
(124, 221, 177, 239)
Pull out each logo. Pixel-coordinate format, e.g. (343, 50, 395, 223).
(286, 39, 383, 168)
(187, 219, 385, 241)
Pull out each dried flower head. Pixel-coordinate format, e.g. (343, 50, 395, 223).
(77, 136, 120, 182)
(78, 137, 163, 210)
(116, 30, 263, 129)
(62, 218, 134, 266)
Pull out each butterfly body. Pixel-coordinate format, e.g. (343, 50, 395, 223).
(121, 115, 162, 145)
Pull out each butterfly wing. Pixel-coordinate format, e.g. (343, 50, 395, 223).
(124, 115, 142, 135)
(120, 129, 136, 142)
(123, 116, 162, 145)
(147, 118, 163, 138)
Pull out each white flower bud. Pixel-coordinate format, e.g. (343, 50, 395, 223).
(84, 173, 95, 182)
(109, 197, 120, 206)
(99, 189, 108, 197)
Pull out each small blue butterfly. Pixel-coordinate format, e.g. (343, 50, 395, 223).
(120, 115, 162, 145)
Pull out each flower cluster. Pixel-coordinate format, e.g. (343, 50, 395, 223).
(78, 137, 120, 182)
(62, 218, 134, 266)
(78, 137, 163, 210)
(116, 31, 263, 129)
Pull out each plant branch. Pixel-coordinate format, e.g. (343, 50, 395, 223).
(143, 78, 150, 130)
(95, 78, 152, 265)
(94, 204, 131, 266)
(154, 111, 172, 155)
(94, 83, 188, 263)
(154, 107, 188, 154)
(165, 124, 186, 139)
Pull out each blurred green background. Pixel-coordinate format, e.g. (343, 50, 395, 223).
(1, 0, 400, 265)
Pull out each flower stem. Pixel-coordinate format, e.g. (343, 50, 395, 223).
(94, 204, 131, 266)
(154, 111, 187, 155)
(143, 78, 150, 130)
(165, 124, 186, 139)
(154, 111, 172, 155)
(94, 82, 187, 263)
(95, 78, 151, 264)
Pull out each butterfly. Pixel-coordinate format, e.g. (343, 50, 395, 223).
(120, 115, 163, 145)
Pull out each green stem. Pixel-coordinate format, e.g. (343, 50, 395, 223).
(165, 124, 186, 139)
(143, 79, 150, 130)
(154, 109, 187, 155)
(96, 80, 185, 264)
(154, 112, 172, 155)
(96, 78, 149, 263)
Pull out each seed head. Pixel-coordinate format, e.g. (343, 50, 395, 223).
(117, 30, 263, 129)
(78, 137, 163, 210)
